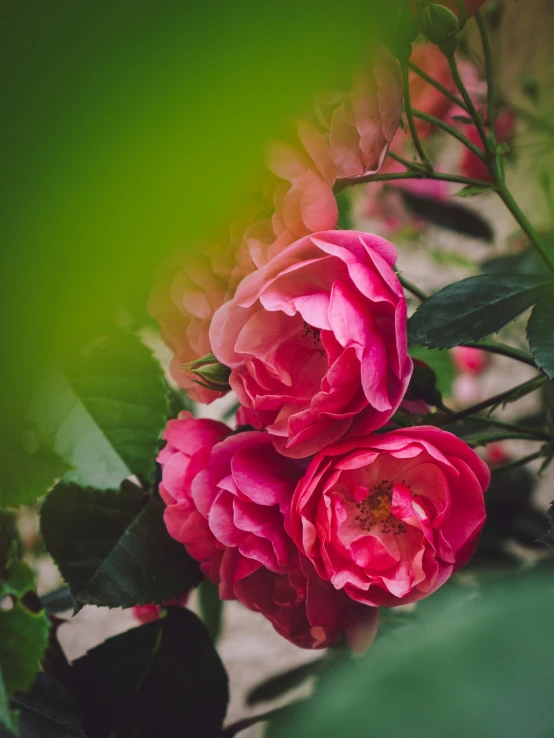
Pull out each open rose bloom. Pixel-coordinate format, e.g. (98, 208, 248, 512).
(289, 427, 489, 606)
(210, 230, 413, 458)
(158, 413, 378, 649)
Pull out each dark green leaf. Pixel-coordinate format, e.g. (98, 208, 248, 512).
(408, 347, 455, 399)
(540, 501, 554, 549)
(454, 185, 494, 198)
(71, 607, 228, 738)
(404, 360, 443, 407)
(408, 275, 550, 349)
(198, 578, 223, 643)
(28, 332, 170, 491)
(397, 189, 494, 241)
(247, 660, 324, 706)
(11, 673, 87, 738)
(527, 293, 554, 378)
(0, 425, 70, 508)
(40, 483, 201, 609)
(267, 575, 554, 738)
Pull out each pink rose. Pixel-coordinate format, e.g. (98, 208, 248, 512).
(158, 413, 378, 649)
(328, 46, 402, 179)
(148, 247, 238, 403)
(451, 346, 488, 375)
(289, 426, 489, 606)
(210, 230, 412, 458)
(267, 121, 338, 239)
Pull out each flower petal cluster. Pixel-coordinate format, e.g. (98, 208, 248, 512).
(289, 427, 489, 606)
(210, 230, 412, 458)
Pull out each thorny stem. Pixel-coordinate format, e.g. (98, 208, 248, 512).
(411, 109, 487, 161)
(407, 61, 469, 115)
(401, 61, 432, 170)
(496, 183, 554, 273)
(387, 150, 427, 172)
(445, 51, 490, 152)
(397, 274, 429, 303)
(468, 415, 551, 442)
(475, 11, 495, 127)
(469, 432, 544, 447)
(491, 449, 545, 473)
(334, 169, 492, 193)
(439, 375, 548, 426)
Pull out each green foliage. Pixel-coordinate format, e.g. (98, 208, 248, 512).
(267, 575, 554, 738)
(408, 346, 455, 397)
(408, 275, 551, 348)
(0, 547, 50, 734)
(11, 673, 88, 738)
(198, 578, 223, 643)
(29, 332, 170, 491)
(40, 483, 202, 609)
(71, 607, 228, 738)
(527, 293, 554, 379)
(0, 426, 70, 508)
(455, 185, 494, 198)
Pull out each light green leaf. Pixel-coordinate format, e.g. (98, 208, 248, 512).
(28, 332, 170, 490)
(0, 427, 70, 508)
(455, 185, 494, 198)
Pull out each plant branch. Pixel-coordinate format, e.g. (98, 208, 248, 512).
(491, 449, 545, 473)
(398, 274, 429, 302)
(407, 60, 469, 114)
(387, 150, 427, 172)
(467, 415, 551, 441)
(469, 432, 544, 447)
(411, 109, 487, 161)
(439, 375, 547, 426)
(401, 61, 431, 169)
(496, 183, 554, 274)
(445, 51, 490, 151)
(334, 169, 493, 193)
(475, 11, 495, 127)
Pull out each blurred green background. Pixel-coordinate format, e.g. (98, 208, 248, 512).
(0, 0, 396, 433)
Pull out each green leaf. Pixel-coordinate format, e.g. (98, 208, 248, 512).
(0, 603, 50, 697)
(28, 332, 170, 491)
(0, 426, 70, 508)
(71, 607, 228, 738)
(408, 275, 551, 349)
(0, 669, 18, 736)
(0, 512, 19, 577)
(198, 578, 223, 643)
(336, 190, 354, 230)
(0, 549, 50, 700)
(409, 347, 455, 397)
(454, 185, 494, 198)
(40, 483, 202, 609)
(527, 293, 554, 379)
(11, 673, 88, 738)
(267, 575, 554, 738)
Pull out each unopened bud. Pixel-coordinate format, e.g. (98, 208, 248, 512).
(184, 353, 231, 393)
(421, 3, 459, 46)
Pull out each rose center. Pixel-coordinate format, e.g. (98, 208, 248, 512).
(354, 480, 406, 536)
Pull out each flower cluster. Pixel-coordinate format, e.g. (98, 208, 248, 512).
(154, 53, 490, 650)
